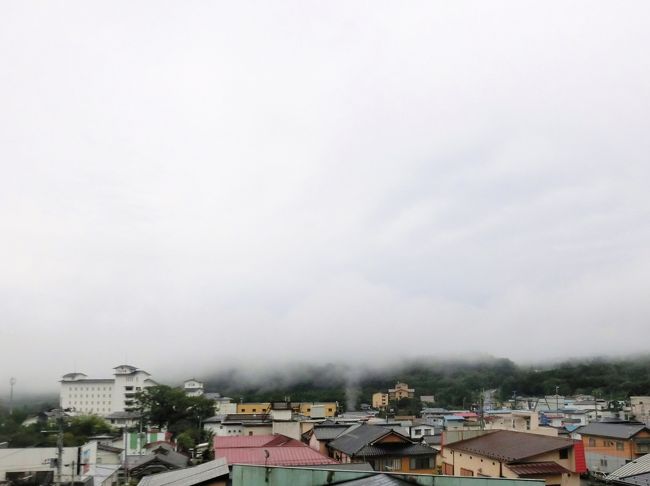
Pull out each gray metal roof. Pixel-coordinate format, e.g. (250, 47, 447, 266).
(355, 443, 436, 457)
(328, 425, 393, 456)
(608, 454, 650, 481)
(610, 472, 650, 486)
(313, 425, 351, 441)
(576, 422, 648, 439)
(137, 459, 229, 486)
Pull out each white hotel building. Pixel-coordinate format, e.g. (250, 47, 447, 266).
(59, 365, 157, 416)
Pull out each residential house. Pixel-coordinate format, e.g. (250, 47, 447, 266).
(441, 429, 586, 486)
(410, 423, 435, 440)
(327, 424, 437, 473)
(136, 458, 229, 486)
(125, 444, 190, 480)
(577, 422, 650, 473)
(307, 422, 356, 456)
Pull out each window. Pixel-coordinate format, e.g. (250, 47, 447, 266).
(559, 449, 569, 459)
(410, 457, 434, 470)
(460, 468, 474, 477)
(376, 458, 401, 471)
(616, 442, 624, 451)
(589, 438, 596, 447)
(600, 459, 608, 467)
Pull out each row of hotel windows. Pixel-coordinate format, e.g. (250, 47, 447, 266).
(69, 400, 110, 406)
(68, 394, 110, 398)
(67, 386, 112, 391)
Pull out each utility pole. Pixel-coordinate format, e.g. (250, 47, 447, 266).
(9, 378, 16, 415)
(56, 413, 64, 486)
(556, 386, 559, 412)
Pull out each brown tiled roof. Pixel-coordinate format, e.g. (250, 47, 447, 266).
(445, 430, 574, 462)
(507, 461, 570, 476)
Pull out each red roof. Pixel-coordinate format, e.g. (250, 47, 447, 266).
(454, 412, 479, 418)
(215, 447, 339, 466)
(213, 434, 303, 449)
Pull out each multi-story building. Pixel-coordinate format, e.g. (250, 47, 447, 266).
(578, 422, 650, 473)
(60, 365, 157, 416)
(372, 392, 389, 409)
(388, 382, 415, 401)
(183, 379, 204, 397)
(235, 402, 337, 418)
(631, 397, 650, 426)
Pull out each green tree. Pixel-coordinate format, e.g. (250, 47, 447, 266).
(136, 386, 214, 441)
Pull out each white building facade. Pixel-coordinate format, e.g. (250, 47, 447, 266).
(60, 365, 157, 416)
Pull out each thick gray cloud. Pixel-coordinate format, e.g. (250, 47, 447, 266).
(1, 1, 649, 393)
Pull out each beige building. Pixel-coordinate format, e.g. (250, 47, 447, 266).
(441, 430, 585, 486)
(389, 382, 415, 401)
(373, 393, 389, 409)
(631, 397, 650, 425)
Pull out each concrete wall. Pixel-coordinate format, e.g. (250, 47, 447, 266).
(272, 421, 302, 440)
(442, 447, 579, 486)
(0, 444, 96, 482)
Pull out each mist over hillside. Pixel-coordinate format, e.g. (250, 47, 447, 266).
(200, 355, 650, 409)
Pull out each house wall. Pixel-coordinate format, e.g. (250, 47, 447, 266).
(272, 421, 301, 440)
(241, 424, 273, 436)
(298, 403, 337, 417)
(0, 445, 95, 482)
(581, 430, 650, 473)
(237, 403, 271, 414)
(443, 448, 579, 486)
(373, 393, 389, 409)
(207, 423, 243, 436)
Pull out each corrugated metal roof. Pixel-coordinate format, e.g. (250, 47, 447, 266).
(215, 446, 339, 466)
(506, 461, 570, 476)
(355, 443, 437, 458)
(446, 430, 575, 463)
(610, 472, 650, 486)
(577, 422, 648, 439)
(213, 434, 301, 449)
(136, 459, 228, 486)
(608, 454, 650, 480)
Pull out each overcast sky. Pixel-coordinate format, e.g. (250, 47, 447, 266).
(1, 1, 650, 394)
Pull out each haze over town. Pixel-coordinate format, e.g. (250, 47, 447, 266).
(2, 2, 650, 394)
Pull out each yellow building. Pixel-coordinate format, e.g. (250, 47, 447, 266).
(237, 402, 271, 414)
(373, 392, 389, 409)
(236, 402, 337, 417)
